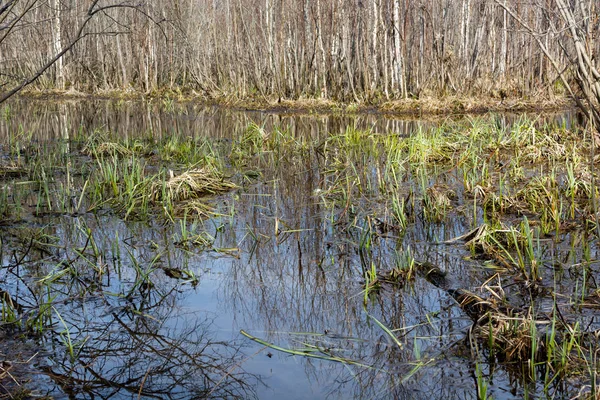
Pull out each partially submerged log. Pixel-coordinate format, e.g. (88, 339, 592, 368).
(416, 261, 514, 323)
(414, 261, 599, 365)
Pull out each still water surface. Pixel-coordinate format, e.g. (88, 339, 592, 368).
(0, 100, 587, 399)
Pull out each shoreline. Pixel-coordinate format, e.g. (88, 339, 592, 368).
(11, 88, 576, 117)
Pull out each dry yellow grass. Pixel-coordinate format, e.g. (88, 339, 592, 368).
(81, 140, 133, 157)
(153, 167, 237, 203)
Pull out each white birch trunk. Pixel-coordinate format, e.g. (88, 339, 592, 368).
(316, 0, 327, 97)
(393, 0, 404, 97)
(51, 0, 64, 89)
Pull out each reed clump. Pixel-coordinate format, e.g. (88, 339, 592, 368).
(92, 142, 135, 157)
(152, 167, 237, 203)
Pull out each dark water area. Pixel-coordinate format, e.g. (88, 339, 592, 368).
(0, 99, 594, 399)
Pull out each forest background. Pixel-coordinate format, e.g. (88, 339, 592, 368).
(0, 0, 598, 112)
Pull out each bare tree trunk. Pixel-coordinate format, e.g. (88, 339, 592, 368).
(2, 0, 599, 105)
(392, 0, 405, 97)
(496, 0, 600, 132)
(370, 0, 379, 93)
(51, 0, 64, 89)
(116, 34, 127, 88)
(460, 0, 470, 62)
(265, 0, 275, 92)
(499, 0, 507, 77)
(315, 0, 327, 98)
(381, 0, 389, 99)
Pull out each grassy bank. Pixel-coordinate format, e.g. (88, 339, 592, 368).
(15, 88, 575, 116)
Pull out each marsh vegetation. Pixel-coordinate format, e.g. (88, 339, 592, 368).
(0, 100, 598, 399)
(1, 0, 599, 398)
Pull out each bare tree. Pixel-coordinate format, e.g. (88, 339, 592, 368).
(0, 0, 159, 104)
(0, 0, 598, 105)
(495, 0, 599, 132)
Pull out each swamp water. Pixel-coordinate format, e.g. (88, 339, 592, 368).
(0, 100, 597, 399)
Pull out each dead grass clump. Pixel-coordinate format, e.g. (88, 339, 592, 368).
(426, 184, 455, 208)
(468, 304, 593, 383)
(471, 312, 547, 363)
(442, 224, 521, 268)
(153, 168, 237, 203)
(482, 192, 523, 215)
(417, 260, 553, 364)
(82, 141, 133, 157)
(175, 200, 216, 219)
(96, 142, 133, 156)
(380, 94, 572, 115)
(277, 97, 340, 112)
(81, 131, 146, 157)
(423, 184, 456, 222)
(422, 264, 594, 379)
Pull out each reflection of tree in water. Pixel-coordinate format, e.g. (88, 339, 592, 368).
(213, 153, 494, 399)
(3, 105, 588, 399)
(43, 285, 258, 399)
(0, 216, 258, 399)
(225, 237, 477, 400)
(1, 100, 422, 145)
(219, 178, 590, 400)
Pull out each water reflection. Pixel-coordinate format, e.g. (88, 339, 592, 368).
(215, 178, 481, 399)
(1, 99, 437, 143)
(0, 99, 593, 399)
(46, 290, 257, 398)
(0, 213, 258, 398)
